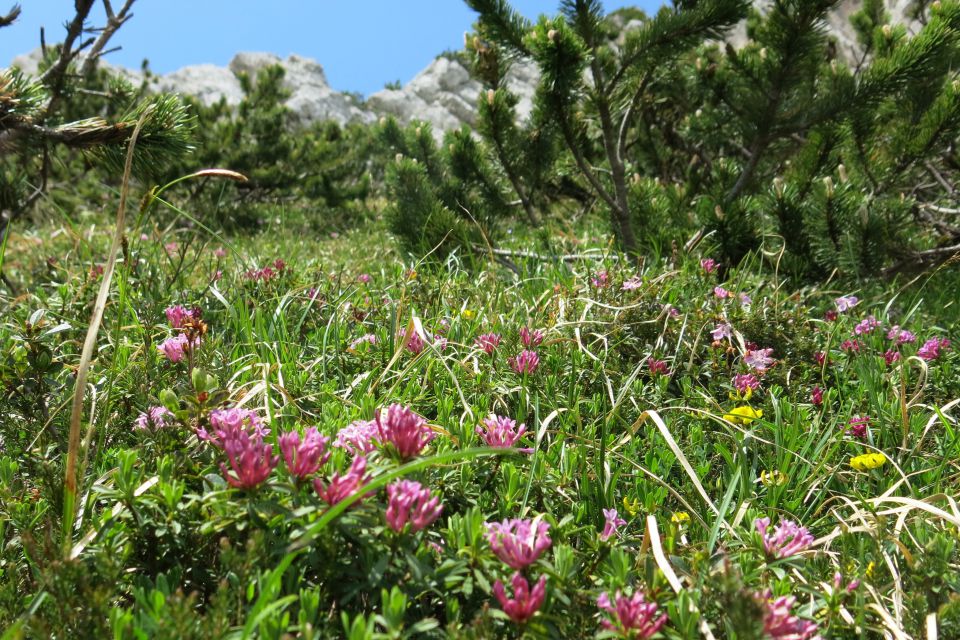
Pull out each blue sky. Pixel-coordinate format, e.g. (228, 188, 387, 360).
(2, 1, 661, 96)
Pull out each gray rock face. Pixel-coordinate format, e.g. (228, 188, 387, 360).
(3, 1, 924, 133)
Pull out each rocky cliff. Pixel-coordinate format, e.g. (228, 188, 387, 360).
(7, 1, 919, 135)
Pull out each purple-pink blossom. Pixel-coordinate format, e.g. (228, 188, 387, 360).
(591, 271, 610, 288)
(854, 316, 880, 335)
(220, 428, 278, 490)
(157, 333, 196, 363)
(357, 273, 371, 284)
(701, 258, 719, 274)
(313, 455, 372, 506)
(399, 327, 426, 354)
(279, 427, 330, 480)
(348, 334, 377, 351)
(375, 404, 435, 460)
(711, 323, 732, 341)
(493, 573, 547, 624)
(755, 517, 814, 559)
(485, 517, 552, 570)
(334, 419, 380, 455)
(621, 276, 643, 291)
(600, 508, 627, 542)
(714, 286, 731, 299)
(385, 479, 443, 533)
(733, 374, 760, 395)
(509, 350, 540, 374)
(476, 415, 528, 449)
(520, 327, 545, 348)
(475, 332, 502, 355)
(811, 386, 823, 407)
(199, 407, 268, 447)
(835, 296, 859, 313)
(648, 358, 668, 376)
(134, 406, 175, 432)
(757, 590, 822, 640)
(164, 305, 194, 329)
(846, 416, 870, 440)
(744, 348, 775, 373)
(918, 337, 951, 361)
(597, 590, 668, 638)
(886, 326, 916, 345)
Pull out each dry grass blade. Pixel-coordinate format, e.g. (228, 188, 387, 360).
(61, 105, 153, 558)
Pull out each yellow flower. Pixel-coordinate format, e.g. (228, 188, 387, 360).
(728, 387, 754, 402)
(850, 452, 887, 471)
(462, 309, 475, 320)
(671, 511, 690, 527)
(865, 561, 875, 578)
(622, 496, 640, 517)
(406, 269, 418, 280)
(723, 405, 763, 424)
(759, 470, 788, 487)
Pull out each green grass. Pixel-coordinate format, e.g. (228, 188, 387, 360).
(0, 210, 958, 639)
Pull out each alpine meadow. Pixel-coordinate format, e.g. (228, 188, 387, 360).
(2, 1, 960, 638)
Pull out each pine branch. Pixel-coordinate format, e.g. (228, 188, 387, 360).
(0, 4, 20, 28)
(465, 0, 532, 56)
(39, 0, 97, 117)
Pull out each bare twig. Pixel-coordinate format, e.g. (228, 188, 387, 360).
(81, 0, 136, 76)
(39, 0, 96, 116)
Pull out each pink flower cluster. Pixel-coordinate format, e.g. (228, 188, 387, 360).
(519, 327, 545, 348)
(196, 408, 276, 490)
(701, 258, 719, 274)
(334, 419, 380, 455)
(711, 323, 732, 341)
(648, 359, 668, 376)
(756, 590, 822, 640)
(854, 316, 880, 335)
(509, 350, 540, 374)
(376, 404, 435, 460)
(487, 517, 552, 624)
(279, 427, 330, 480)
(385, 479, 443, 533)
(314, 456, 371, 506)
(918, 337, 950, 361)
(348, 334, 377, 351)
(134, 406, 175, 432)
(846, 415, 870, 440)
(485, 517, 552, 570)
(744, 348, 775, 373)
(733, 373, 760, 394)
(591, 270, 610, 288)
(835, 295, 859, 313)
(243, 259, 287, 282)
(164, 304, 196, 329)
(597, 590, 668, 638)
(755, 517, 814, 559)
(887, 325, 916, 345)
(157, 333, 198, 363)
(475, 332, 502, 354)
(476, 414, 529, 449)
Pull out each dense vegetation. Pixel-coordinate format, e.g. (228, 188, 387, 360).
(1, 1, 959, 638)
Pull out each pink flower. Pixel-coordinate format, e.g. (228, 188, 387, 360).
(711, 323, 732, 341)
(357, 273, 371, 284)
(164, 304, 195, 329)
(811, 386, 823, 406)
(476, 415, 528, 449)
(701, 258, 719, 274)
(493, 573, 547, 624)
(213, 246, 227, 258)
(854, 316, 880, 335)
(835, 296, 859, 313)
(475, 332, 502, 354)
(733, 373, 760, 395)
(157, 333, 196, 363)
(714, 286, 731, 299)
(600, 508, 627, 542)
(814, 351, 826, 365)
(164, 242, 179, 255)
(334, 419, 379, 454)
(824, 310, 839, 322)
(918, 337, 951, 361)
(665, 305, 680, 318)
(279, 427, 330, 480)
(220, 428, 278, 490)
(134, 406, 175, 431)
(739, 292, 752, 307)
(884, 349, 901, 365)
(313, 455, 372, 506)
(509, 350, 540, 374)
(744, 348, 775, 373)
(757, 590, 822, 640)
(841, 339, 861, 354)
(591, 271, 610, 288)
(348, 334, 377, 351)
(385, 479, 443, 533)
(886, 326, 916, 345)
(648, 359, 668, 376)
(375, 404, 435, 460)
(399, 327, 426, 354)
(199, 407, 269, 446)
(520, 327, 545, 348)
(755, 517, 814, 559)
(621, 276, 643, 291)
(597, 590, 668, 638)
(846, 415, 870, 440)
(485, 517, 552, 570)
